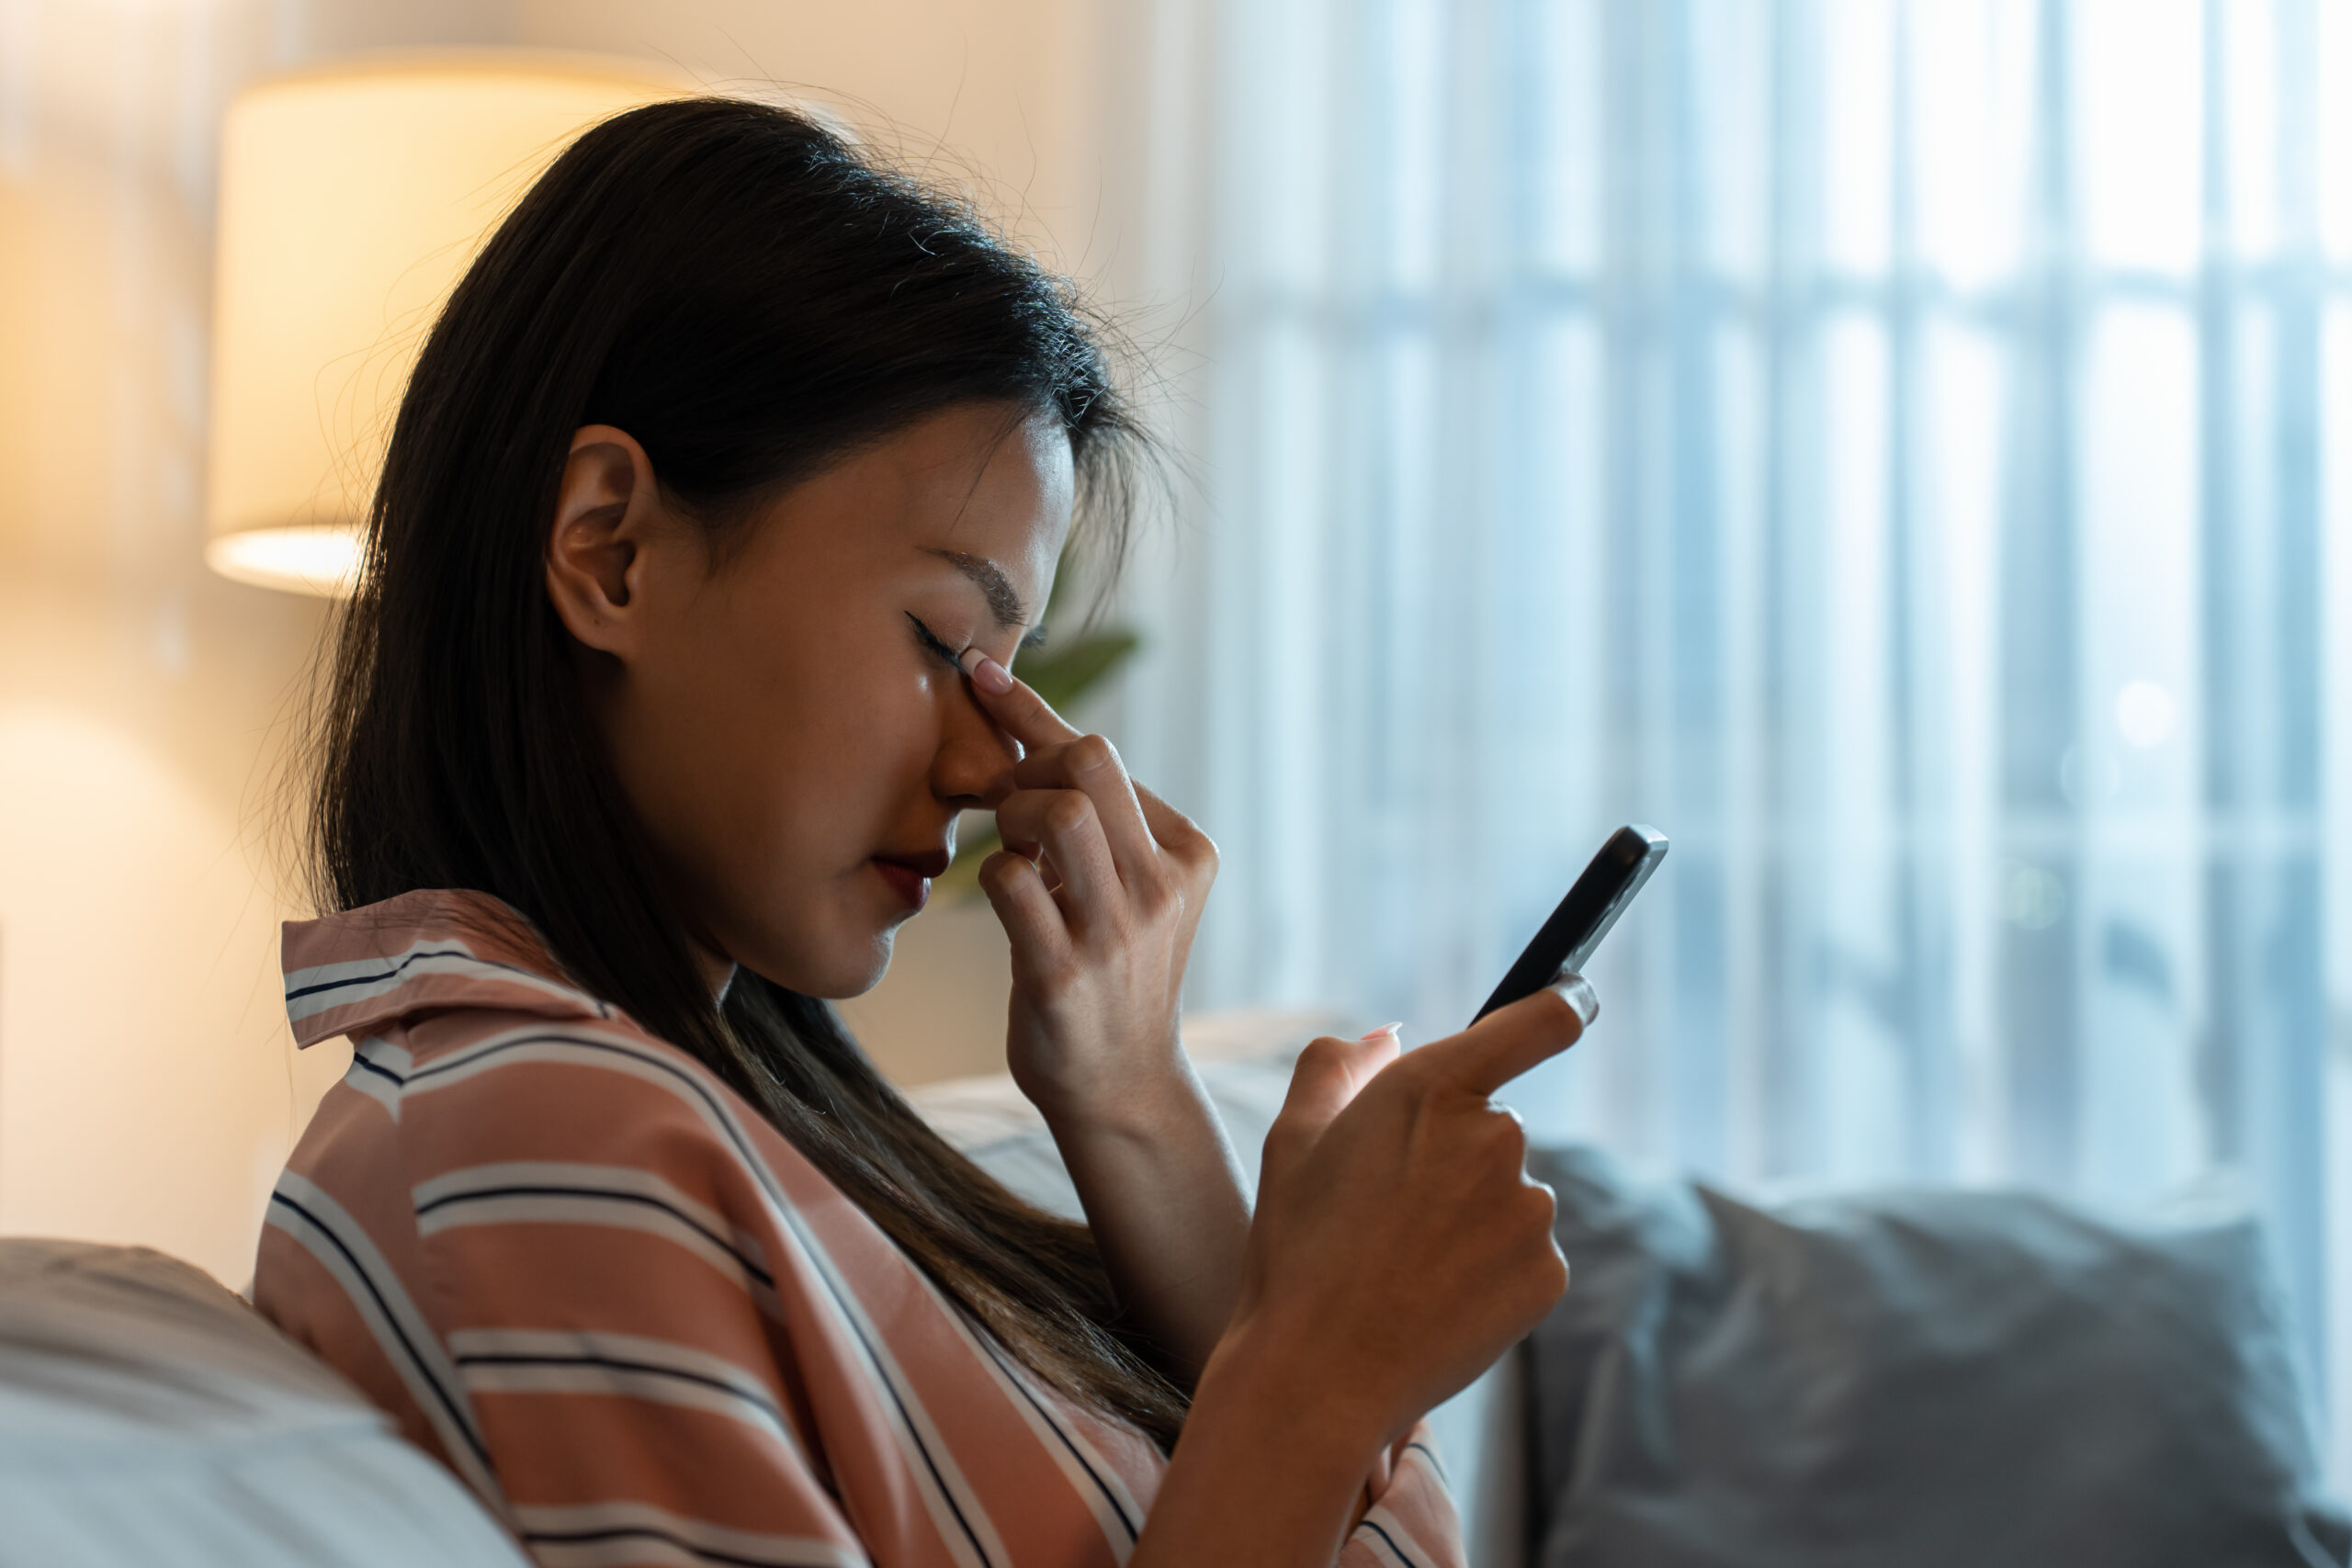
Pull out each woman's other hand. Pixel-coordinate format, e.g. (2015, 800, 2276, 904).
(1227, 985, 1591, 1452)
(1130, 986, 1590, 1567)
(957, 648, 1217, 1121)
(956, 649, 1245, 1373)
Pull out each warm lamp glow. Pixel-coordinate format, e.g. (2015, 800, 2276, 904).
(204, 525, 367, 596)
(205, 51, 690, 596)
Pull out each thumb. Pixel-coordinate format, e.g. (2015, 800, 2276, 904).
(1261, 1024, 1403, 1187)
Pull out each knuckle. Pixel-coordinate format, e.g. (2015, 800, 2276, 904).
(1045, 793, 1094, 837)
(1071, 733, 1121, 775)
(1190, 826, 1221, 873)
(1497, 1112, 1529, 1162)
(1533, 1245, 1570, 1302)
(1136, 873, 1180, 920)
(1295, 1035, 1350, 1073)
(1468, 1104, 1527, 1163)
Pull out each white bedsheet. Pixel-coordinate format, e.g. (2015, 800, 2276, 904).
(0, 1238, 527, 1568)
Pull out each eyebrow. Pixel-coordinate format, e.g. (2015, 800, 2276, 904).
(922, 547, 1043, 642)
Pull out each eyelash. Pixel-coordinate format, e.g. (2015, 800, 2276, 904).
(905, 612, 965, 669)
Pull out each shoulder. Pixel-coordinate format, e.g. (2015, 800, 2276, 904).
(282, 889, 627, 1053)
(277, 887, 770, 1188)
(377, 1011, 775, 1205)
(275, 903, 798, 1256)
(271, 889, 876, 1298)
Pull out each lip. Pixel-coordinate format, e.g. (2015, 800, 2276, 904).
(871, 849, 952, 911)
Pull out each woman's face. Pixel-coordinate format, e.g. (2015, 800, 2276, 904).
(545, 401, 1073, 998)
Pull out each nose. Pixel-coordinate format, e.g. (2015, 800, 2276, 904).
(931, 678, 1020, 810)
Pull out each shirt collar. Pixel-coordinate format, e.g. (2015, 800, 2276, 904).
(279, 888, 616, 1049)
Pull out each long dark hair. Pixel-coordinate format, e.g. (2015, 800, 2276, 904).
(309, 97, 1183, 1444)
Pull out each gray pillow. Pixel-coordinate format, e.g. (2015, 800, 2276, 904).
(1526, 1147, 2350, 1568)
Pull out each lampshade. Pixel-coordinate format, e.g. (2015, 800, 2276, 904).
(205, 51, 691, 595)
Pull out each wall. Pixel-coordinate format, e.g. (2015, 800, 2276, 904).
(514, 0, 1105, 272)
(1, 0, 326, 1290)
(505, 0, 1112, 1087)
(0, 0, 1100, 1288)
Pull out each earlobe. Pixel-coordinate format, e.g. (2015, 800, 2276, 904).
(545, 424, 658, 655)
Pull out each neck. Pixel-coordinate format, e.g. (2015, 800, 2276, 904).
(688, 941, 738, 1003)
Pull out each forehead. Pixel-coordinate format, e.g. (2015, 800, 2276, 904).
(719, 402, 1073, 618)
(844, 403, 1072, 583)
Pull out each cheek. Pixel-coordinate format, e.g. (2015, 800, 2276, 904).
(702, 647, 949, 864)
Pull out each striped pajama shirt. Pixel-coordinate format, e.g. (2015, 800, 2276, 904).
(254, 889, 1464, 1568)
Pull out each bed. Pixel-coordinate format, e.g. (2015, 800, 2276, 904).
(2, 1010, 2341, 1566)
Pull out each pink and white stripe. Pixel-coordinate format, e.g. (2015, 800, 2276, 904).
(255, 888, 1464, 1568)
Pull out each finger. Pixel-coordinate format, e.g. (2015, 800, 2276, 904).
(1262, 1025, 1404, 1187)
(1012, 735, 1159, 891)
(977, 849, 1073, 972)
(1281, 1024, 1403, 1134)
(1133, 779, 1216, 870)
(993, 788, 1120, 926)
(1420, 980, 1597, 1098)
(960, 649, 1082, 752)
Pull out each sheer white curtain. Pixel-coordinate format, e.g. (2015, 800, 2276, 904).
(1102, 0, 2352, 1477)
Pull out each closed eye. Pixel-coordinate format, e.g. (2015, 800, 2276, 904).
(904, 612, 965, 669)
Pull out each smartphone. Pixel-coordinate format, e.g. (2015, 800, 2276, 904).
(1470, 825, 1668, 1024)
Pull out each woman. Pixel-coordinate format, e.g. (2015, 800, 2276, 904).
(254, 96, 1589, 1567)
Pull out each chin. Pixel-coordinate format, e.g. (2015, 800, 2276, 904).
(796, 926, 898, 1000)
(728, 882, 908, 998)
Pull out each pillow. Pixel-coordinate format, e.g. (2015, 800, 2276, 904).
(1524, 1147, 2351, 1568)
(0, 1238, 529, 1568)
(904, 1006, 1339, 1219)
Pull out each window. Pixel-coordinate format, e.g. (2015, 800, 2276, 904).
(1112, 0, 2352, 1482)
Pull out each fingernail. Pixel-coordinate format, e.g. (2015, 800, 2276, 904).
(960, 648, 1013, 694)
(1549, 973, 1599, 1028)
(1359, 1021, 1403, 1042)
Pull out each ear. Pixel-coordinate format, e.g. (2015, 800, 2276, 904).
(546, 424, 662, 657)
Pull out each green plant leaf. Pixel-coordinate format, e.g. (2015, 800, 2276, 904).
(1018, 630, 1141, 715)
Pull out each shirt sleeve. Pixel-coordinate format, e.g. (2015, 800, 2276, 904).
(1341, 1421, 1467, 1568)
(406, 1058, 871, 1568)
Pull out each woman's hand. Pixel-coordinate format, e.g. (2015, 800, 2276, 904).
(957, 649, 1246, 1371)
(958, 649, 1216, 1118)
(1226, 985, 1589, 1450)
(1132, 986, 1592, 1567)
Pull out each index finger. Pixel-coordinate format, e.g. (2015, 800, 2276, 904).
(959, 649, 1081, 752)
(1419, 979, 1599, 1097)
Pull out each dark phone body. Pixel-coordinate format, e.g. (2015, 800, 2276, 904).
(1471, 825, 1668, 1024)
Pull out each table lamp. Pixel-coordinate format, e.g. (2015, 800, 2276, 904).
(205, 51, 689, 595)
